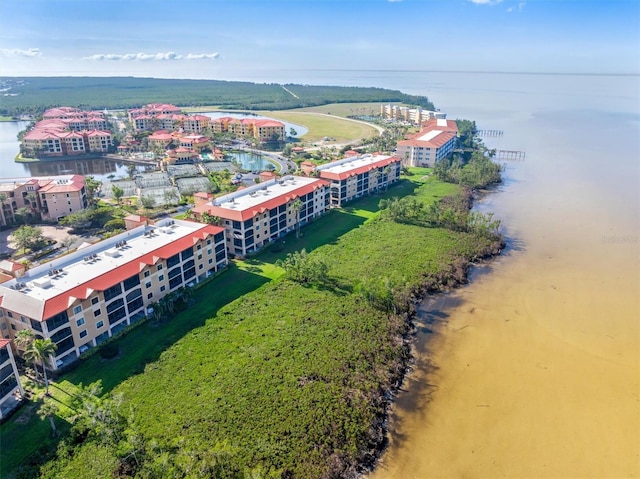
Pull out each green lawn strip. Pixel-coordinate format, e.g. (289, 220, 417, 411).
(283, 102, 385, 118)
(261, 111, 378, 143)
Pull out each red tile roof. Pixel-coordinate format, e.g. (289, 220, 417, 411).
(0, 339, 11, 350)
(193, 180, 329, 222)
(319, 156, 401, 181)
(40, 224, 224, 320)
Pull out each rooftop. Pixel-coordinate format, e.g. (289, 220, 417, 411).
(0, 219, 223, 321)
(316, 154, 400, 181)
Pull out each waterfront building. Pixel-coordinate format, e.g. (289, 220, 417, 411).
(396, 118, 458, 168)
(0, 218, 227, 370)
(380, 104, 443, 125)
(21, 111, 114, 158)
(192, 175, 329, 257)
(210, 117, 286, 143)
(315, 154, 402, 207)
(0, 174, 88, 225)
(0, 339, 24, 420)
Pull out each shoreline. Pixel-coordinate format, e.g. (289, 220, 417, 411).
(364, 187, 505, 476)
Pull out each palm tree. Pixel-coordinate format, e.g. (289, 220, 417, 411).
(38, 400, 59, 437)
(16, 207, 31, 225)
(0, 193, 7, 227)
(291, 198, 302, 239)
(14, 328, 35, 352)
(24, 338, 57, 395)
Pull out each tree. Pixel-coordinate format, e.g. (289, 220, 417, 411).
(10, 225, 44, 254)
(38, 400, 59, 437)
(0, 192, 7, 226)
(24, 338, 57, 395)
(139, 195, 155, 212)
(84, 176, 102, 204)
(289, 127, 298, 137)
(163, 189, 179, 207)
(127, 164, 137, 180)
(14, 329, 35, 354)
(111, 185, 124, 204)
(60, 235, 76, 253)
(16, 206, 31, 225)
(291, 198, 302, 239)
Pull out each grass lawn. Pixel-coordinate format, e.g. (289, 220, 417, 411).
(0, 177, 427, 479)
(284, 102, 385, 118)
(261, 110, 379, 144)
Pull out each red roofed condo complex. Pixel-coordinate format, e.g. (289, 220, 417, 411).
(192, 175, 329, 257)
(396, 118, 459, 168)
(0, 218, 227, 371)
(21, 107, 114, 158)
(0, 175, 88, 225)
(315, 154, 402, 207)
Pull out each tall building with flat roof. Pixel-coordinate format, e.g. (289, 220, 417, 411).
(396, 118, 458, 168)
(0, 218, 227, 370)
(316, 154, 402, 207)
(192, 175, 329, 257)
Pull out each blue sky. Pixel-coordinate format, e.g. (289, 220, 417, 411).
(0, 0, 638, 81)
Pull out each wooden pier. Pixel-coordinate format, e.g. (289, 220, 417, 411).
(476, 129, 504, 137)
(495, 150, 525, 161)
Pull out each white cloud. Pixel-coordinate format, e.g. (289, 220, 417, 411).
(468, 0, 503, 5)
(507, 1, 526, 13)
(0, 48, 41, 57)
(83, 51, 220, 61)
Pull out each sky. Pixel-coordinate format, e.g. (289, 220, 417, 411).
(0, 0, 638, 82)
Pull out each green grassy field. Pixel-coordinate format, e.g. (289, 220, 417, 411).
(263, 110, 379, 143)
(286, 102, 386, 118)
(3, 171, 499, 479)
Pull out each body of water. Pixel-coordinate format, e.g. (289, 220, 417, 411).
(362, 72, 639, 478)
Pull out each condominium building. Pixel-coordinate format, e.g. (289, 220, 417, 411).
(0, 174, 88, 225)
(316, 154, 402, 207)
(0, 339, 24, 420)
(396, 118, 459, 168)
(0, 218, 227, 370)
(192, 176, 330, 257)
(380, 104, 443, 126)
(210, 117, 286, 143)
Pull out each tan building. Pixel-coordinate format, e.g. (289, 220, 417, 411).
(380, 104, 441, 125)
(316, 154, 402, 207)
(0, 218, 227, 370)
(210, 117, 286, 143)
(396, 118, 458, 168)
(0, 339, 24, 419)
(192, 175, 329, 257)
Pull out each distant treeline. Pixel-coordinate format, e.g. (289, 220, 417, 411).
(0, 77, 435, 116)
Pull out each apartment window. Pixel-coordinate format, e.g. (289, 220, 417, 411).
(209, 258, 213, 264)
(147, 293, 153, 300)
(0, 323, 5, 331)
(160, 285, 166, 292)
(144, 270, 150, 278)
(199, 264, 203, 270)
(94, 309, 101, 317)
(96, 320, 104, 329)
(104, 284, 122, 302)
(197, 244, 202, 250)
(10, 324, 15, 330)
(197, 254, 202, 260)
(76, 318, 85, 327)
(79, 330, 87, 339)
(91, 297, 99, 305)
(7, 312, 12, 318)
(144, 281, 151, 289)
(20, 316, 26, 323)
(157, 264, 163, 271)
(73, 305, 83, 315)
(207, 239, 212, 245)
(159, 274, 164, 281)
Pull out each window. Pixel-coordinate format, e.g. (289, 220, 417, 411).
(96, 320, 104, 329)
(20, 316, 26, 323)
(160, 285, 166, 292)
(94, 309, 101, 317)
(45, 311, 69, 331)
(73, 305, 83, 315)
(123, 274, 140, 291)
(91, 297, 99, 305)
(7, 312, 12, 318)
(158, 274, 164, 281)
(209, 258, 213, 264)
(147, 293, 153, 300)
(145, 281, 151, 288)
(79, 330, 87, 339)
(207, 238, 212, 245)
(157, 264, 163, 271)
(199, 264, 203, 270)
(144, 271, 150, 278)
(167, 254, 180, 268)
(104, 284, 122, 302)
(0, 323, 5, 330)
(10, 324, 15, 330)
(76, 317, 85, 327)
